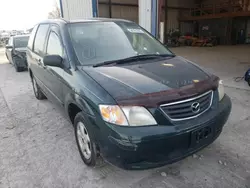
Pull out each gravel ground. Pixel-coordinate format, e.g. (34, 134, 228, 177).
(0, 46, 250, 188)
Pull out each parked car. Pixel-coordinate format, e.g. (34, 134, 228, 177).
(27, 19, 232, 170)
(5, 35, 29, 72)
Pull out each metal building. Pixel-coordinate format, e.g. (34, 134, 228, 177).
(59, 0, 158, 37)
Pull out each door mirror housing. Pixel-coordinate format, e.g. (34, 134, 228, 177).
(43, 55, 63, 68)
(5, 45, 13, 49)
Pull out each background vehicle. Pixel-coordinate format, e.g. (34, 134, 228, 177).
(5, 35, 30, 72)
(27, 19, 231, 170)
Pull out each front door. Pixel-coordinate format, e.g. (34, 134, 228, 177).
(43, 26, 65, 107)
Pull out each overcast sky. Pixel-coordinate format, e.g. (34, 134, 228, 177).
(0, 0, 59, 30)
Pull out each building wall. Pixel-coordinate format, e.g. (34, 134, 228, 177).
(246, 19, 250, 43)
(60, 0, 156, 35)
(98, 0, 138, 23)
(61, 0, 94, 20)
(139, 0, 152, 33)
(164, 0, 195, 34)
(112, 6, 138, 22)
(167, 0, 195, 7)
(167, 9, 179, 31)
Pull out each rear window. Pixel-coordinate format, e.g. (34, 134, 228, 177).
(33, 24, 49, 55)
(14, 36, 29, 48)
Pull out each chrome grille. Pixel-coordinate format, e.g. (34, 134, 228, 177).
(160, 91, 213, 121)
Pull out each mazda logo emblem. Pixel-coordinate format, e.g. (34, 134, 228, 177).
(191, 102, 200, 113)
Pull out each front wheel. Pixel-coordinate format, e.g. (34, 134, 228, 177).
(31, 76, 46, 100)
(74, 112, 97, 167)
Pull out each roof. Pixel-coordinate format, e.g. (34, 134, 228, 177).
(39, 18, 132, 25)
(13, 34, 30, 39)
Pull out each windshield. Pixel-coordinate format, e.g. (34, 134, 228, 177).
(14, 36, 29, 48)
(68, 21, 173, 65)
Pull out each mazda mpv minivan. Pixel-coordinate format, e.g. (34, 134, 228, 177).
(27, 19, 231, 169)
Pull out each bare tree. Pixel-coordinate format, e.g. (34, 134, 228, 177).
(48, 1, 61, 19)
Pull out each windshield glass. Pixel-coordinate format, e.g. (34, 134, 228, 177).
(14, 36, 29, 48)
(68, 22, 173, 65)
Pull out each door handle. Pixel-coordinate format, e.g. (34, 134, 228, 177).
(37, 59, 42, 66)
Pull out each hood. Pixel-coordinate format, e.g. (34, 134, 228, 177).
(82, 56, 218, 107)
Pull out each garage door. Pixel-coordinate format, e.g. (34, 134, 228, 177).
(98, 0, 138, 23)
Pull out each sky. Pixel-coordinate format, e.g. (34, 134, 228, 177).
(0, 0, 59, 30)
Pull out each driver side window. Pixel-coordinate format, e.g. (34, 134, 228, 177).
(46, 31, 63, 57)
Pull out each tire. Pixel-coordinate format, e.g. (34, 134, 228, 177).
(31, 76, 46, 100)
(74, 112, 97, 167)
(12, 57, 23, 72)
(14, 65, 22, 72)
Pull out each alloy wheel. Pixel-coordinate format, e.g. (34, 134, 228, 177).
(77, 122, 92, 160)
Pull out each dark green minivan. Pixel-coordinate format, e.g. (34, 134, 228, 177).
(27, 18, 231, 169)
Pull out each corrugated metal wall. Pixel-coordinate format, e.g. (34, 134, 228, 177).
(139, 0, 152, 33)
(61, 0, 93, 20)
(180, 22, 194, 34)
(165, 0, 195, 34)
(247, 19, 250, 37)
(167, 9, 179, 31)
(247, 19, 250, 43)
(167, 0, 195, 7)
(98, 0, 138, 23)
(112, 6, 138, 22)
(98, 4, 110, 18)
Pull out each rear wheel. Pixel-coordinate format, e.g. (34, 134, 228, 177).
(12, 57, 22, 72)
(31, 76, 46, 100)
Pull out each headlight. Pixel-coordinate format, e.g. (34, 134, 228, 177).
(99, 105, 128, 126)
(121, 106, 157, 126)
(218, 80, 225, 101)
(99, 105, 157, 126)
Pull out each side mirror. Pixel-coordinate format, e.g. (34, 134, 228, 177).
(5, 45, 12, 49)
(43, 55, 63, 68)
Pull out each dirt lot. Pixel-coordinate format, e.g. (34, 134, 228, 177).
(0, 46, 250, 188)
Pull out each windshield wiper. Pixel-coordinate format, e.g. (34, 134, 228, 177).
(93, 54, 175, 68)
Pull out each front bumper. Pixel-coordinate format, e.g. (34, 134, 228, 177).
(100, 95, 232, 170)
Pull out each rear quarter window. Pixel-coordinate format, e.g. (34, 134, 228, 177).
(33, 24, 50, 55)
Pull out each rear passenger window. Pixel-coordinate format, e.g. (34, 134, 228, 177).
(34, 24, 49, 55)
(27, 25, 38, 50)
(46, 32, 63, 56)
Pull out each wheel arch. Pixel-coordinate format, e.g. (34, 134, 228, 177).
(65, 93, 96, 124)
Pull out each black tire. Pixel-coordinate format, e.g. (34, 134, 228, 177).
(12, 57, 23, 72)
(74, 112, 97, 167)
(31, 76, 46, 100)
(14, 65, 22, 72)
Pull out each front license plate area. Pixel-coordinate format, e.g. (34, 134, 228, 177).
(190, 126, 213, 147)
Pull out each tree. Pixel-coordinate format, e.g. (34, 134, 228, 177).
(48, 1, 61, 19)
